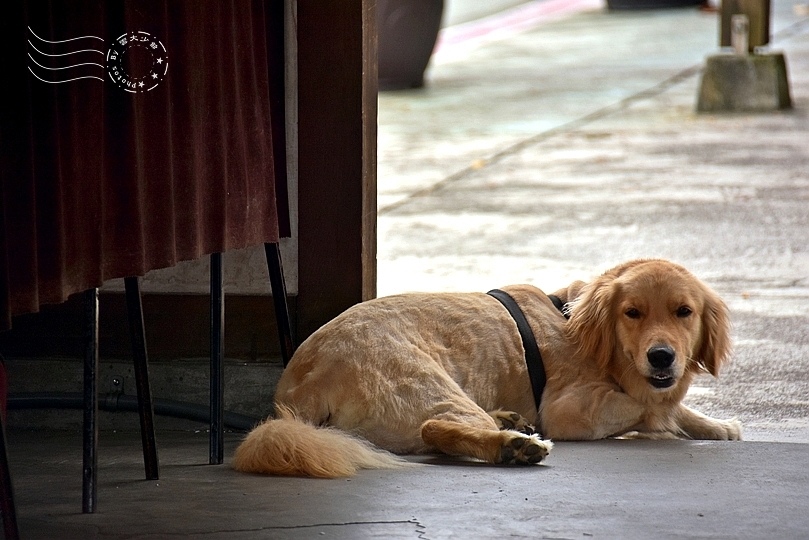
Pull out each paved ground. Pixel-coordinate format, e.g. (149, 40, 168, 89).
(6, 430, 809, 539)
(6, 1, 809, 538)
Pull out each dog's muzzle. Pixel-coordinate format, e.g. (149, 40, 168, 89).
(647, 345, 676, 389)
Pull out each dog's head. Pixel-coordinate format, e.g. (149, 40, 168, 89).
(565, 259, 731, 394)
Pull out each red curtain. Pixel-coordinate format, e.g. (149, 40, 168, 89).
(0, 0, 288, 330)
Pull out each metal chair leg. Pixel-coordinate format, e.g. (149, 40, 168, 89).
(264, 243, 295, 366)
(82, 288, 99, 514)
(124, 277, 159, 480)
(209, 253, 224, 465)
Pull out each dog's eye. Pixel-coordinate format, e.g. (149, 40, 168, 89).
(676, 306, 693, 318)
(625, 308, 641, 319)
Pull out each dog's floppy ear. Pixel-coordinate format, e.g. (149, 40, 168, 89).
(696, 285, 732, 377)
(548, 280, 587, 306)
(566, 274, 616, 372)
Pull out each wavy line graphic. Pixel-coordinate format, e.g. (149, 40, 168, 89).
(27, 69, 104, 84)
(27, 26, 105, 83)
(28, 53, 103, 71)
(28, 26, 104, 44)
(28, 40, 104, 58)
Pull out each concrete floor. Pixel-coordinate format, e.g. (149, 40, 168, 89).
(7, 429, 809, 539)
(6, 0, 809, 538)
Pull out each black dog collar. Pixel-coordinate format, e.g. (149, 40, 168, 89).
(487, 289, 547, 413)
(547, 294, 571, 319)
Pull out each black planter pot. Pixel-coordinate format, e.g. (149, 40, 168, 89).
(378, 0, 444, 91)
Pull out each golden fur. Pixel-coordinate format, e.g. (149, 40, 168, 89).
(233, 259, 741, 478)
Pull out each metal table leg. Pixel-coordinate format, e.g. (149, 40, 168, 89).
(124, 277, 159, 480)
(209, 253, 224, 465)
(264, 243, 295, 366)
(82, 288, 99, 513)
(0, 403, 20, 540)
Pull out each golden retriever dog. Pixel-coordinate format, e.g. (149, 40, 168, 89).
(233, 259, 741, 478)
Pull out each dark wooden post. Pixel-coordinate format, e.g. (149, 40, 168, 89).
(296, 0, 378, 341)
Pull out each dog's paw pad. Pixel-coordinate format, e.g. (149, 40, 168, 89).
(499, 435, 552, 465)
(490, 411, 536, 435)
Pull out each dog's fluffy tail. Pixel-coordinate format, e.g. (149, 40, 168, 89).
(232, 406, 410, 478)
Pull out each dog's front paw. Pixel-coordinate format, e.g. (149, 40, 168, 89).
(498, 434, 553, 465)
(489, 410, 536, 435)
(724, 418, 743, 441)
(701, 418, 743, 440)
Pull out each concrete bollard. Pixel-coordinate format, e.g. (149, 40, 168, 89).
(696, 0, 791, 112)
(697, 52, 791, 112)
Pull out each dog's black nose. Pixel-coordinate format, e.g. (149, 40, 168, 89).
(647, 346, 675, 369)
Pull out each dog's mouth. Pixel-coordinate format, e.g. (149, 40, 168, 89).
(648, 372, 676, 389)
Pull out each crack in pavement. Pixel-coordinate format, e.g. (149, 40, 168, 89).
(131, 518, 430, 539)
(377, 64, 703, 216)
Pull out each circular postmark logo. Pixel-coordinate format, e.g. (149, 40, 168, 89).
(106, 31, 168, 93)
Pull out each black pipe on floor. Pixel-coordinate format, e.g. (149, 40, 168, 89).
(7, 392, 262, 432)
